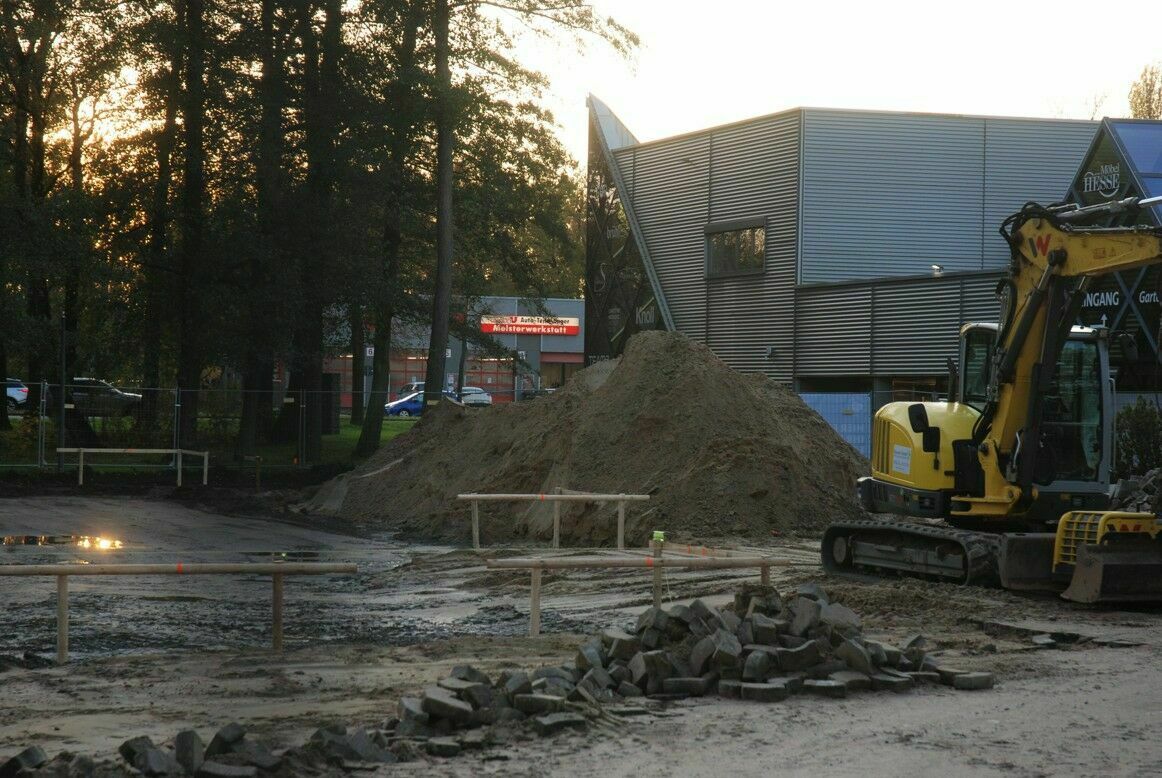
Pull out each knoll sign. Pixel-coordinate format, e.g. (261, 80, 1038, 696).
(480, 315, 580, 336)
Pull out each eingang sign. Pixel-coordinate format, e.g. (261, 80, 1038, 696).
(480, 315, 581, 336)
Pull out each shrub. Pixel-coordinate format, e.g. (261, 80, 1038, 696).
(1115, 397, 1162, 476)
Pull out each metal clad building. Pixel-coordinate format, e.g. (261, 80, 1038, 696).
(585, 96, 1099, 398)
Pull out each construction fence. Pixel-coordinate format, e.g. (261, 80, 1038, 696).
(0, 383, 408, 472)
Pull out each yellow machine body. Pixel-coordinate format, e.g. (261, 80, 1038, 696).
(870, 401, 979, 493)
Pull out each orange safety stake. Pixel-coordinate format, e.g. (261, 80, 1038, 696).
(176, 562, 184, 574)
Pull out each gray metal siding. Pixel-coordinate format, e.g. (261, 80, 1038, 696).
(801, 111, 985, 282)
(630, 136, 710, 340)
(960, 273, 1003, 322)
(982, 118, 1097, 268)
(794, 272, 1003, 377)
(706, 112, 800, 380)
(872, 279, 971, 375)
(795, 287, 871, 375)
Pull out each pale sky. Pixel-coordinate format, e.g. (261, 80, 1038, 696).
(511, 0, 1162, 164)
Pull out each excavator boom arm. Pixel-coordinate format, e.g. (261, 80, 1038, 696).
(965, 199, 1162, 517)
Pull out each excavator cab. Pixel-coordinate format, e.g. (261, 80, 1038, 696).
(957, 323, 1114, 516)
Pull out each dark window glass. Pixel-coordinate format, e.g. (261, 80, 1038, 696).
(961, 328, 995, 410)
(1042, 340, 1102, 482)
(707, 226, 765, 277)
(1112, 122, 1162, 174)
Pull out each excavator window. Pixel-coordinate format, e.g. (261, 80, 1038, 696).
(1041, 340, 1102, 482)
(961, 327, 995, 410)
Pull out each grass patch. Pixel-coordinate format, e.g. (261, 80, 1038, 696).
(0, 415, 417, 470)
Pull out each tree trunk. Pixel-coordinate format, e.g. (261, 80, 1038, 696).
(284, 0, 342, 464)
(422, 0, 455, 409)
(240, 0, 285, 458)
(349, 303, 365, 425)
(176, 0, 207, 447)
(142, 53, 181, 428)
(0, 339, 9, 431)
(355, 1, 421, 457)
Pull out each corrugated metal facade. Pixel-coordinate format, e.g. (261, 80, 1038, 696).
(794, 272, 1002, 377)
(800, 111, 1096, 282)
(706, 111, 799, 380)
(591, 100, 1094, 383)
(795, 287, 871, 374)
(619, 136, 710, 340)
(801, 110, 986, 282)
(982, 119, 1099, 254)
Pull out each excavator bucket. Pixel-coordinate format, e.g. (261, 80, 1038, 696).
(1061, 539, 1162, 604)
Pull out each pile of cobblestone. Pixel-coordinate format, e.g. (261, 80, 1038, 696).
(606, 583, 995, 701)
(1, 584, 994, 776)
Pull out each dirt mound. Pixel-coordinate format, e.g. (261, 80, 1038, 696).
(340, 331, 867, 545)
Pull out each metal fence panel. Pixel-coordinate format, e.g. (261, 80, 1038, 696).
(799, 392, 872, 458)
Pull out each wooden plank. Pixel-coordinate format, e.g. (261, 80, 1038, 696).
(651, 541, 663, 607)
(552, 501, 561, 549)
(484, 557, 788, 570)
(457, 493, 649, 502)
(0, 563, 357, 576)
(472, 500, 481, 550)
(617, 501, 626, 551)
(529, 567, 542, 637)
(56, 575, 68, 665)
(272, 573, 284, 652)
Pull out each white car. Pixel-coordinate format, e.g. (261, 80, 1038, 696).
(459, 386, 492, 406)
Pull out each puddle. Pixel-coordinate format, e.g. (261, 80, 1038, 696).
(241, 551, 321, 561)
(2, 535, 124, 550)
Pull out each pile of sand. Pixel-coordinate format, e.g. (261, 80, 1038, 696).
(339, 331, 867, 545)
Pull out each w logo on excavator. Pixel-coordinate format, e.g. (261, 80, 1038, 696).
(1027, 235, 1053, 257)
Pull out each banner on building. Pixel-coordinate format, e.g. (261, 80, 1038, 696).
(480, 315, 580, 336)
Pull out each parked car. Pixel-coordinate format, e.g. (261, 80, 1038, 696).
(396, 381, 425, 400)
(458, 386, 492, 406)
(385, 392, 423, 417)
(5, 378, 28, 411)
(385, 389, 461, 416)
(69, 378, 143, 417)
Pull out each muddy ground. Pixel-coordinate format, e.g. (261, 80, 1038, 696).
(2, 495, 1161, 776)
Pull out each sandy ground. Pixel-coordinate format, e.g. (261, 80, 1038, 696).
(2, 495, 1161, 776)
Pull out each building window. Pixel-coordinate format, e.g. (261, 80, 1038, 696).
(705, 219, 766, 277)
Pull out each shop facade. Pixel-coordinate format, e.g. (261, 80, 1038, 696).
(325, 295, 584, 410)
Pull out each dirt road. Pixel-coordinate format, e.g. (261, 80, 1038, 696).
(2, 496, 1160, 776)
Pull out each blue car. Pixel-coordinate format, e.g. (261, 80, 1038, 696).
(385, 392, 424, 417)
(384, 390, 456, 417)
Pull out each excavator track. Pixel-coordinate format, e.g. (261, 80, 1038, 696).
(821, 519, 1001, 587)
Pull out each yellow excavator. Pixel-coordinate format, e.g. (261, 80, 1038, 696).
(822, 195, 1162, 603)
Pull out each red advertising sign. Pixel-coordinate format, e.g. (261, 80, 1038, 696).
(480, 315, 580, 336)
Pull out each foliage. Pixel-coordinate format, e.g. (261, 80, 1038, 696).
(1115, 397, 1162, 476)
(1129, 64, 1162, 119)
(0, 0, 634, 454)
